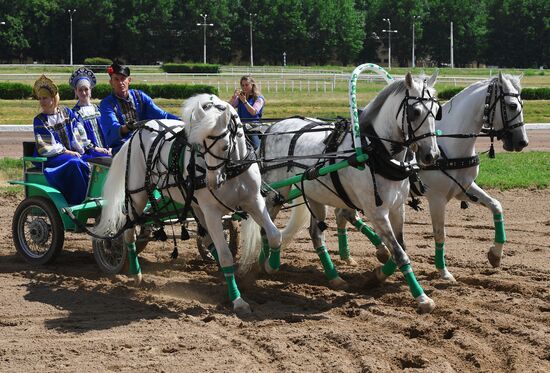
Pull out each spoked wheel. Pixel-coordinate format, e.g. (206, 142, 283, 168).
(92, 224, 150, 274)
(92, 235, 126, 274)
(12, 197, 65, 265)
(196, 219, 240, 262)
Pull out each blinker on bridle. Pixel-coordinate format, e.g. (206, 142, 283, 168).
(395, 81, 442, 148)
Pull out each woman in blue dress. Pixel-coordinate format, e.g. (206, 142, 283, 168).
(32, 75, 91, 205)
(69, 67, 111, 157)
(229, 75, 265, 149)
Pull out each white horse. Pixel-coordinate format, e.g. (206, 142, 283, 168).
(94, 94, 281, 315)
(292, 73, 529, 282)
(240, 72, 441, 313)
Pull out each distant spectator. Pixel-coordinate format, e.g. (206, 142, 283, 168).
(229, 75, 265, 149)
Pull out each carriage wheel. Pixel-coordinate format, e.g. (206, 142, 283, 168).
(92, 235, 126, 274)
(196, 219, 240, 262)
(12, 197, 65, 265)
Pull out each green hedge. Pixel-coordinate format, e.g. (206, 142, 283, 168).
(0, 82, 218, 100)
(0, 83, 32, 99)
(83, 57, 113, 65)
(438, 86, 550, 100)
(161, 63, 220, 73)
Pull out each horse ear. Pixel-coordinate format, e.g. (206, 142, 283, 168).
(498, 71, 504, 84)
(405, 72, 414, 90)
(427, 69, 439, 87)
(517, 72, 524, 81)
(192, 99, 207, 122)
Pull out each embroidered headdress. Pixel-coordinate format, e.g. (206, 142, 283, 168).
(33, 74, 58, 97)
(69, 67, 97, 89)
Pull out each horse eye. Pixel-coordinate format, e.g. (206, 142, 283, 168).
(414, 108, 421, 118)
(222, 145, 229, 151)
(509, 103, 518, 111)
(202, 103, 213, 110)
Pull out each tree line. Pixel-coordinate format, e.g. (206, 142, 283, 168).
(0, 0, 547, 68)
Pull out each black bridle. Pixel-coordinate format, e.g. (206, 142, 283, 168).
(199, 103, 243, 172)
(480, 77, 525, 139)
(394, 82, 442, 149)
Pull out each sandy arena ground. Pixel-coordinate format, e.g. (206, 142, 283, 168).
(0, 133, 548, 372)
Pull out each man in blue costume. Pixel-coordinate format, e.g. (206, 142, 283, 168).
(99, 63, 180, 154)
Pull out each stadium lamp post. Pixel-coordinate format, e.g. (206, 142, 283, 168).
(382, 18, 398, 69)
(412, 15, 420, 68)
(197, 14, 214, 64)
(68, 9, 76, 65)
(249, 13, 257, 67)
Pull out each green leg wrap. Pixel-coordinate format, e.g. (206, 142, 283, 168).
(435, 242, 446, 269)
(494, 214, 506, 244)
(337, 228, 350, 260)
(221, 266, 241, 302)
(400, 264, 424, 298)
(258, 237, 270, 263)
(316, 245, 339, 280)
(353, 219, 382, 246)
(268, 246, 281, 270)
(127, 243, 141, 275)
(381, 257, 397, 277)
(208, 243, 219, 263)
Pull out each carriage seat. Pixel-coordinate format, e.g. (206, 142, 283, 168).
(22, 141, 44, 173)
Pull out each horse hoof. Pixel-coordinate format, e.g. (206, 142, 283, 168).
(133, 273, 143, 286)
(264, 261, 279, 274)
(416, 294, 436, 314)
(487, 246, 502, 268)
(439, 268, 457, 282)
(329, 276, 348, 290)
(375, 266, 388, 283)
(342, 257, 358, 266)
(233, 297, 252, 316)
(375, 245, 391, 264)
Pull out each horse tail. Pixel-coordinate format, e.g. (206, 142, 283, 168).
(281, 198, 310, 248)
(238, 217, 262, 275)
(93, 142, 130, 236)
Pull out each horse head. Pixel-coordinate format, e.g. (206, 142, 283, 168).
(184, 94, 244, 190)
(362, 71, 441, 166)
(490, 73, 529, 152)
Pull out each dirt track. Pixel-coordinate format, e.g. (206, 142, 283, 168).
(0, 187, 549, 372)
(0, 127, 549, 372)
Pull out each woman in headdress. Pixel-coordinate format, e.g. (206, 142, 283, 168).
(32, 74, 91, 205)
(70, 67, 111, 156)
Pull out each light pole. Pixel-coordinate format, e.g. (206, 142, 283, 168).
(412, 16, 420, 68)
(382, 18, 398, 69)
(68, 9, 76, 65)
(249, 13, 257, 67)
(197, 14, 214, 64)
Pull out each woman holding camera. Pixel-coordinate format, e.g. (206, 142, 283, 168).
(230, 75, 265, 149)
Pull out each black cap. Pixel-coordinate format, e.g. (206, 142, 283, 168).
(107, 63, 130, 77)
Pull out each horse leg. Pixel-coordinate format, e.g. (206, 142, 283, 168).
(202, 207, 250, 315)
(334, 208, 356, 265)
(243, 194, 282, 274)
(369, 212, 435, 314)
(335, 208, 391, 264)
(459, 182, 505, 268)
(124, 226, 142, 285)
(309, 202, 347, 290)
(427, 196, 456, 281)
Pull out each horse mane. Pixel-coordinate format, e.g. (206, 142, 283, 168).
(447, 73, 522, 103)
(359, 79, 407, 131)
(182, 93, 226, 144)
